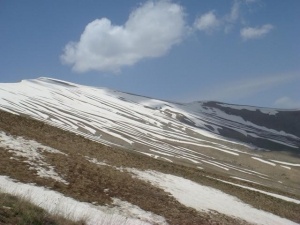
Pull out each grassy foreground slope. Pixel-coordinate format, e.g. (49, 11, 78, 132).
(0, 109, 299, 224)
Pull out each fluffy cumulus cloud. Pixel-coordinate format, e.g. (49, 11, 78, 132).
(61, 0, 186, 73)
(240, 24, 274, 40)
(274, 97, 300, 109)
(194, 11, 220, 33)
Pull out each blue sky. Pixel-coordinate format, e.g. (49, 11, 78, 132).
(1, 0, 299, 108)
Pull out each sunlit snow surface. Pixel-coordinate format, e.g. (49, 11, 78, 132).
(0, 176, 167, 225)
(1, 169, 299, 225)
(129, 169, 299, 225)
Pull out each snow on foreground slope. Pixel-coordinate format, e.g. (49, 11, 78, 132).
(0, 171, 298, 225)
(0, 176, 166, 225)
(128, 169, 299, 225)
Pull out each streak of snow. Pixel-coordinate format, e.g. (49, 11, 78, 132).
(280, 165, 291, 170)
(161, 157, 173, 162)
(85, 157, 109, 166)
(270, 160, 300, 167)
(110, 198, 167, 225)
(230, 176, 262, 185)
(129, 169, 297, 225)
(217, 103, 278, 115)
(0, 176, 167, 225)
(140, 152, 160, 159)
(201, 160, 229, 171)
(252, 157, 276, 166)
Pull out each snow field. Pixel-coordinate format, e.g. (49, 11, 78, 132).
(0, 131, 68, 184)
(0, 176, 167, 225)
(128, 169, 299, 225)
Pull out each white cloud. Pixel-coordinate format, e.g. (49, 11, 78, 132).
(240, 24, 274, 40)
(194, 11, 220, 33)
(61, 0, 186, 73)
(274, 97, 300, 109)
(226, 0, 241, 23)
(223, 0, 241, 33)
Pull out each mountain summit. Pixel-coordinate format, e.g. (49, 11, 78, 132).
(0, 77, 299, 152)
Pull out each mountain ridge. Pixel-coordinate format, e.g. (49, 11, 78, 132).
(1, 77, 299, 150)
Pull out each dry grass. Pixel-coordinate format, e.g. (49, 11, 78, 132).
(0, 110, 300, 224)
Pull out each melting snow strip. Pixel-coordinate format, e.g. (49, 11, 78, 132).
(230, 176, 262, 185)
(280, 165, 291, 170)
(251, 157, 276, 166)
(0, 176, 167, 225)
(270, 160, 300, 167)
(0, 131, 68, 184)
(128, 169, 298, 225)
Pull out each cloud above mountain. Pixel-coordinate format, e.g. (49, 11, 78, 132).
(195, 0, 274, 38)
(194, 11, 220, 33)
(61, 0, 275, 73)
(240, 24, 274, 40)
(61, 0, 186, 73)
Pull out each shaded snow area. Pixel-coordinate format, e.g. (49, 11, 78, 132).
(0, 131, 68, 184)
(0, 176, 167, 225)
(128, 169, 298, 225)
(217, 103, 279, 115)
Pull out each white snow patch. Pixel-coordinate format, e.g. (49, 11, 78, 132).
(252, 157, 276, 166)
(201, 160, 229, 171)
(110, 198, 168, 225)
(128, 169, 297, 225)
(140, 152, 160, 159)
(270, 160, 300, 167)
(0, 131, 68, 184)
(230, 176, 262, 185)
(0, 176, 167, 225)
(280, 165, 291, 170)
(161, 157, 173, 162)
(85, 156, 109, 166)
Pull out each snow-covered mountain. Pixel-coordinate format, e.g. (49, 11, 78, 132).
(0, 77, 299, 151)
(0, 77, 299, 192)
